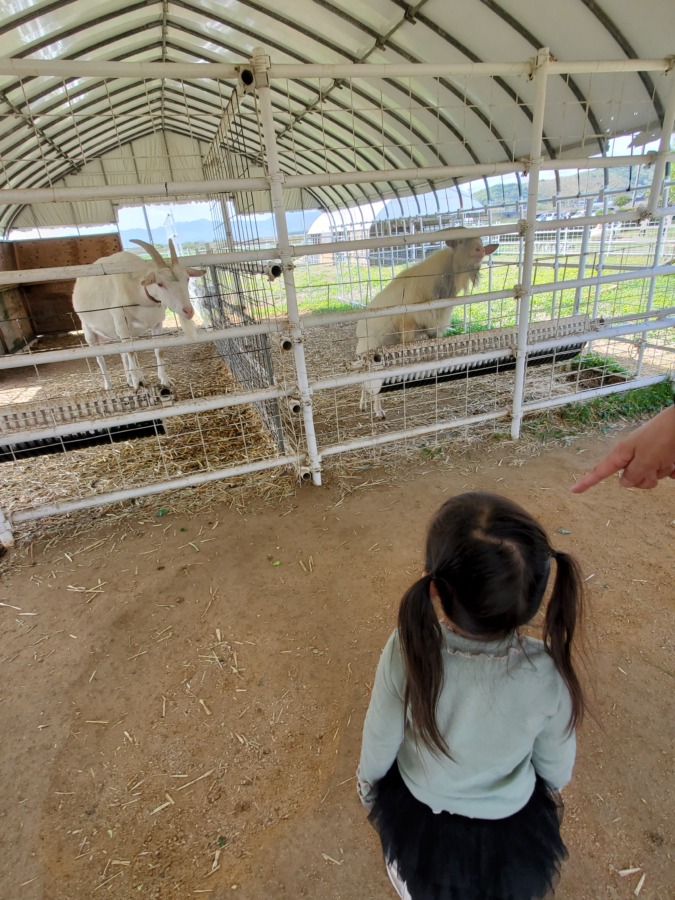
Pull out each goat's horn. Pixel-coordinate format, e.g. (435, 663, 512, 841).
(168, 238, 179, 266)
(131, 239, 166, 267)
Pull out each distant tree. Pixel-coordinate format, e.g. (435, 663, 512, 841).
(614, 195, 631, 208)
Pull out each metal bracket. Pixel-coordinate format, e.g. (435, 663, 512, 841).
(528, 48, 550, 80)
(249, 47, 271, 88)
(518, 156, 533, 175)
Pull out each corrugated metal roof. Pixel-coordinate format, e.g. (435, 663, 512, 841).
(0, 1, 673, 232)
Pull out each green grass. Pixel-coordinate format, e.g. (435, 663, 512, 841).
(569, 352, 631, 377)
(444, 315, 491, 336)
(524, 378, 673, 439)
(284, 255, 674, 348)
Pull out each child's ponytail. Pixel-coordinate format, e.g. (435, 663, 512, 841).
(543, 550, 587, 730)
(398, 574, 450, 757)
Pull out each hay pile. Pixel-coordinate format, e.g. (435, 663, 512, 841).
(1, 338, 296, 536)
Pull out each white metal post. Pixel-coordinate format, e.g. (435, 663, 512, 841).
(511, 49, 550, 439)
(592, 189, 609, 319)
(646, 71, 675, 217)
(574, 196, 595, 315)
(487, 207, 494, 327)
(552, 194, 561, 309)
(250, 47, 323, 485)
(637, 181, 669, 376)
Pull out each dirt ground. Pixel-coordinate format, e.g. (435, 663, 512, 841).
(0, 431, 673, 900)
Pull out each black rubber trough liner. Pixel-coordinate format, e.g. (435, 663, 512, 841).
(0, 419, 166, 462)
(0, 385, 172, 463)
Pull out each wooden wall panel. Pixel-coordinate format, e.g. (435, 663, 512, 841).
(12, 234, 122, 335)
(0, 241, 34, 354)
(0, 287, 34, 354)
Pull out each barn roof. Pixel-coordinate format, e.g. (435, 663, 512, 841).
(0, 1, 673, 233)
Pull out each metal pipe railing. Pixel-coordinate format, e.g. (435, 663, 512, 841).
(510, 48, 550, 440)
(0, 57, 669, 80)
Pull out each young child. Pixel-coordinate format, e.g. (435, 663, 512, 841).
(358, 492, 586, 900)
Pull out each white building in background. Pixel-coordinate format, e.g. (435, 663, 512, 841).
(369, 188, 484, 265)
(304, 189, 484, 265)
(306, 202, 385, 245)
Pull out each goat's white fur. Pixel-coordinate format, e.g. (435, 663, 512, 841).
(355, 235, 498, 418)
(72, 239, 205, 391)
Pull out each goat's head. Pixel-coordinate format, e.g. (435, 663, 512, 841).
(131, 239, 206, 323)
(444, 234, 499, 272)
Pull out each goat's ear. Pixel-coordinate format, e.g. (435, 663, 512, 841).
(444, 239, 460, 248)
(142, 273, 157, 286)
(483, 243, 499, 255)
(187, 267, 206, 277)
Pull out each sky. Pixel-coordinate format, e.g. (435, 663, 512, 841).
(117, 201, 213, 232)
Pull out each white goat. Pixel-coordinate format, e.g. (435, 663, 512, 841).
(72, 239, 205, 391)
(355, 235, 498, 418)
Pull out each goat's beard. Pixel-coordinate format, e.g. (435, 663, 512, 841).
(468, 266, 483, 286)
(179, 315, 198, 338)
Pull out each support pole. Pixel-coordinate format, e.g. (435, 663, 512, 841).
(646, 71, 675, 217)
(574, 196, 595, 315)
(592, 189, 609, 319)
(637, 181, 669, 376)
(552, 194, 561, 310)
(511, 49, 550, 440)
(251, 47, 323, 485)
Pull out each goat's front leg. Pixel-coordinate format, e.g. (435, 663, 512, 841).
(81, 323, 113, 390)
(154, 348, 173, 389)
(360, 382, 386, 419)
(96, 355, 113, 391)
(121, 351, 144, 390)
(372, 393, 386, 419)
(150, 326, 173, 390)
(111, 310, 145, 390)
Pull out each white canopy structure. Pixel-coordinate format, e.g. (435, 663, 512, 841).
(0, 1, 673, 232)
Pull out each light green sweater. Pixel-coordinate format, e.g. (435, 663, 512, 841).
(358, 626, 575, 819)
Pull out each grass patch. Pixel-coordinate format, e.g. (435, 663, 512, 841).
(569, 352, 631, 377)
(444, 314, 491, 336)
(524, 377, 673, 439)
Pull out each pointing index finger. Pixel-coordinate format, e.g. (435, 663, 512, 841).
(570, 448, 633, 493)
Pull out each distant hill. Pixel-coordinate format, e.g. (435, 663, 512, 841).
(121, 219, 215, 246)
(121, 210, 322, 248)
(473, 167, 653, 209)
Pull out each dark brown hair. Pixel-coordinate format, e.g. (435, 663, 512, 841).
(398, 492, 586, 757)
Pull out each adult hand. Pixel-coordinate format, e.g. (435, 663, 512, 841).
(571, 405, 675, 493)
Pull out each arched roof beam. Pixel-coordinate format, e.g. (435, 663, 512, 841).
(0, 0, 81, 37)
(0, 89, 82, 175)
(168, 2, 485, 170)
(3, 22, 442, 179)
(579, 0, 664, 123)
(11, 3, 161, 61)
(476, 0, 607, 153)
(307, 0, 515, 161)
(2, 3, 486, 191)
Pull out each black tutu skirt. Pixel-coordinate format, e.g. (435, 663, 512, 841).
(369, 763, 567, 900)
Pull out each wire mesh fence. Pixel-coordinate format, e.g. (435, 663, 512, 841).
(0, 53, 673, 543)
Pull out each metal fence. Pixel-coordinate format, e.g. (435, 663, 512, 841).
(1, 50, 673, 546)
